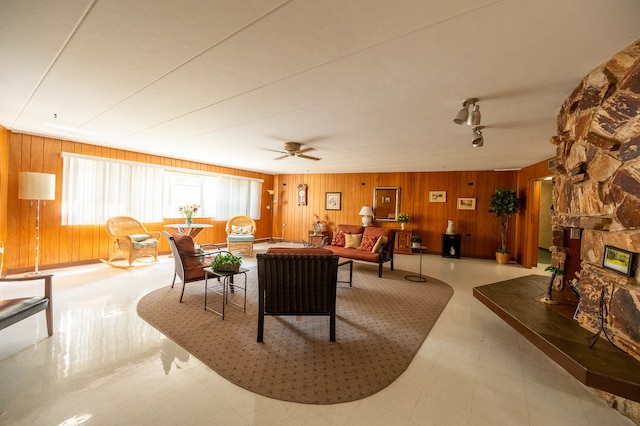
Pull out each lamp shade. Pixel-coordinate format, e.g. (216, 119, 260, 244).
(19, 172, 56, 200)
(358, 206, 374, 216)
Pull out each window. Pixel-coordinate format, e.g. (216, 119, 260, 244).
(62, 153, 262, 225)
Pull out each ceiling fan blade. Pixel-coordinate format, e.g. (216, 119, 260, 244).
(297, 153, 321, 161)
(273, 154, 290, 160)
(297, 147, 315, 155)
(262, 148, 288, 154)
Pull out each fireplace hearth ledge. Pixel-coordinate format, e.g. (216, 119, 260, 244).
(473, 275, 640, 403)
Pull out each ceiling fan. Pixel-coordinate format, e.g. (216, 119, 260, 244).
(265, 142, 321, 161)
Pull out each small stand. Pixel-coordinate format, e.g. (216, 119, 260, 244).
(405, 246, 427, 282)
(588, 288, 624, 351)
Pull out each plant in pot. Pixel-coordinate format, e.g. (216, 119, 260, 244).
(211, 252, 242, 273)
(489, 188, 520, 264)
(411, 234, 422, 248)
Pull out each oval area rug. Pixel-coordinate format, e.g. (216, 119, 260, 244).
(137, 262, 453, 404)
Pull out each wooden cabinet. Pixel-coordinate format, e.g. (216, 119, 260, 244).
(394, 230, 413, 255)
(442, 234, 461, 258)
(308, 231, 331, 247)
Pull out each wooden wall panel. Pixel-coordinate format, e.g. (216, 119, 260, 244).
(0, 126, 9, 275)
(275, 170, 518, 259)
(5, 129, 551, 272)
(5, 132, 275, 273)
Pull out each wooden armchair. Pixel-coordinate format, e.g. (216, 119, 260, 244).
(105, 216, 160, 267)
(0, 273, 53, 337)
(225, 216, 256, 257)
(257, 248, 339, 342)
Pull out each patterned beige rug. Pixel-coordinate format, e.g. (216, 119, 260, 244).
(137, 262, 453, 404)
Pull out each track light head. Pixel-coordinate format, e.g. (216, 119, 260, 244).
(467, 104, 481, 126)
(472, 126, 484, 148)
(453, 97, 478, 125)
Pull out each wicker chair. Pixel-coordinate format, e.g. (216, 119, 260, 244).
(257, 248, 339, 342)
(225, 216, 256, 257)
(105, 216, 161, 266)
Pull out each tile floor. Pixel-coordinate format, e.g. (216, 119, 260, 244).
(0, 243, 633, 425)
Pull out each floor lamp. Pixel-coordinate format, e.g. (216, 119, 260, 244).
(266, 190, 275, 243)
(19, 172, 56, 276)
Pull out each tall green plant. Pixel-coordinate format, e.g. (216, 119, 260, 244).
(489, 188, 520, 254)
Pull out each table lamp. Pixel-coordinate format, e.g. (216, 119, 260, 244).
(19, 172, 56, 275)
(358, 206, 374, 227)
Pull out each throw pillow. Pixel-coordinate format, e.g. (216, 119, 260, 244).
(331, 232, 346, 247)
(371, 236, 388, 253)
(130, 233, 151, 242)
(359, 234, 379, 251)
(344, 233, 363, 249)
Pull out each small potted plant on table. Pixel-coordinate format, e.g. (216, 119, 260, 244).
(211, 252, 242, 273)
(411, 235, 422, 248)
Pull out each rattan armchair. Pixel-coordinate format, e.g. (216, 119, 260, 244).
(225, 216, 256, 257)
(105, 216, 160, 267)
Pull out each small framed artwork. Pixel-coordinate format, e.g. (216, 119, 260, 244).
(457, 197, 476, 210)
(325, 192, 342, 210)
(429, 191, 446, 203)
(602, 245, 636, 276)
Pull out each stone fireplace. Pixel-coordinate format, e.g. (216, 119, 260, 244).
(551, 39, 640, 421)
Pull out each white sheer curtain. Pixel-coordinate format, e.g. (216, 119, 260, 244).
(62, 155, 164, 225)
(216, 176, 262, 219)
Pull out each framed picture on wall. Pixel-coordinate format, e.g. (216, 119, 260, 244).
(457, 197, 476, 210)
(325, 192, 342, 210)
(429, 191, 446, 202)
(602, 245, 636, 276)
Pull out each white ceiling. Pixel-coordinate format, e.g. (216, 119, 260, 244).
(2, 0, 640, 175)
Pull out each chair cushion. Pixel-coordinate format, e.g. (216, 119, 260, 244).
(227, 235, 255, 242)
(132, 239, 159, 249)
(130, 233, 151, 242)
(359, 234, 379, 251)
(344, 233, 362, 248)
(172, 233, 203, 269)
(337, 224, 365, 234)
(266, 248, 332, 256)
(231, 225, 253, 234)
(331, 232, 346, 247)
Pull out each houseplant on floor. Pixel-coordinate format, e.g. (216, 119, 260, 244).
(489, 188, 520, 264)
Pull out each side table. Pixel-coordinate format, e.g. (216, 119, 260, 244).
(204, 267, 248, 319)
(405, 246, 427, 282)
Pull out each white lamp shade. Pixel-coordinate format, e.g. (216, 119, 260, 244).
(358, 206, 374, 216)
(19, 172, 56, 200)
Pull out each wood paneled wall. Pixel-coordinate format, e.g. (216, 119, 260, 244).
(4, 132, 274, 273)
(3, 128, 554, 273)
(273, 170, 522, 259)
(0, 126, 9, 275)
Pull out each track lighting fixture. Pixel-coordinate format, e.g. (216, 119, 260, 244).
(453, 98, 479, 125)
(472, 126, 484, 148)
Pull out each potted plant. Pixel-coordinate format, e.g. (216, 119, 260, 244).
(211, 252, 242, 273)
(541, 265, 565, 304)
(411, 235, 422, 248)
(397, 213, 410, 230)
(489, 188, 520, 264)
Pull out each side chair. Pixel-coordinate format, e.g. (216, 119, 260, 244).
(163, 231, 221, 302)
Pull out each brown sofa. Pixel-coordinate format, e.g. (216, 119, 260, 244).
(324, 224, 395, 277)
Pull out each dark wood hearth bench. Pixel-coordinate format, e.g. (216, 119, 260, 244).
(473, 275, 640, 403)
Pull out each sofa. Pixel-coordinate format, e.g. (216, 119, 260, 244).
(324, 224, 395, 277)
(257, 248, 339, 342)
